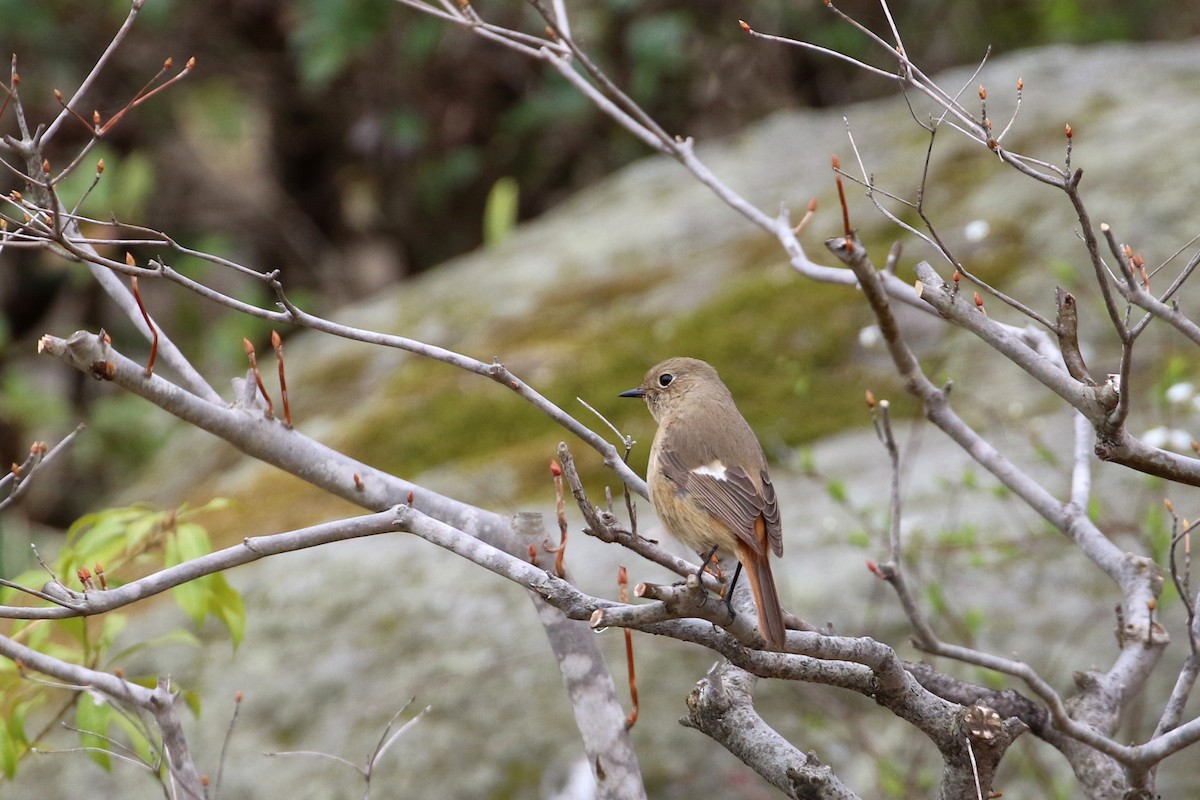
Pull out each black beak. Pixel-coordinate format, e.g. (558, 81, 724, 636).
(619, 388, 645, 399)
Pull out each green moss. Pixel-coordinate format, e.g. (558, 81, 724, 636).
(654, 273, 885, 448)
(338, 257, 913, 500)
(531, 258, 674, 319)
(491, 757, 546, 800)
(292, 346, 377, 418)
(190, 471, 363, 550)
(347, 365, 558, 478)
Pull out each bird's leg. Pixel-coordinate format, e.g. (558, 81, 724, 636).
(674, 545, 721, 587)
(696, 546, 740, 620)
(724, 561, 743, 619)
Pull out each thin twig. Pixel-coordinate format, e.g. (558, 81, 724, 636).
(129, 273, 157, 376)
(43, 0, 143, 143)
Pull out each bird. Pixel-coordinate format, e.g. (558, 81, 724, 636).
(620, 357, 786, 648)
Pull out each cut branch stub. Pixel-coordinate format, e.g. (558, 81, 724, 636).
(1054, 287, 1094, 385)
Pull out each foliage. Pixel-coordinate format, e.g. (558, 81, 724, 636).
(0, 503, 241, 776)
(482, 176, 520, 246)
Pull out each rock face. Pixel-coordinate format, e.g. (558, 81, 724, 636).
(14, 40, 1200, 797)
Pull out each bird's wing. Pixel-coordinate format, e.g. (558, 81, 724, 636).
(658, 446, 781, 556)
(759, 469, 783, 557)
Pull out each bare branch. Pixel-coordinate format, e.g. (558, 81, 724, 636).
(0, 425, 85, 512)
(43, 0, 144, 145)
(682, 662, 862, 799)
(0, 637, 204, 798)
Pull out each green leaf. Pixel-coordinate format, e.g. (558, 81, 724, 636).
(66, 507, 138, 556)
(125, 674, 159, 690)
(973, 666, 1008, 690)
(100, 152, 156, 219)
(167, 550, 204, 627)
(207, 574, 247, 649)
(926, 582, 948, 616)
(10, 619, 49, 652)
(0, 697, 37, 777)
(108, 628, 201, 666)
(846, 529, 871, 549)
(62, 505, 163, 577)
(58, 616, 88, 648)
(165, 523, 211, 627)
(122, 509, 165, 551)
(825, 479, 847, 503)
(75, 691, 113, 772)
(181, 688, 203, 719)
(963, 607, 985, 636)
(290, 0, 394, 88)
(171, 578, 208, 628)
(98, 614, 128, 651)
(1048, 258, 1077, 288)
(877, 757, 906, 798)
(4, 698, 33, 748)
(177, 498, 233, 521)
(157, 512, 246, 643)
(173, 522, 213, 563)
(0, 723, 15, 780)
(107, 705, 155, 767)
(482, 177, 519, 247)
(1, 570, 51, 606)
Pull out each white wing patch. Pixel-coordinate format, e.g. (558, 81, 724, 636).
(691, 460, 728, 480)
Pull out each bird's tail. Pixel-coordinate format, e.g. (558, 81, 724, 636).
(737, 535, 786, 649)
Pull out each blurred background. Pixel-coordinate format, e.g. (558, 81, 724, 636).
(2, 0, 1199, 531)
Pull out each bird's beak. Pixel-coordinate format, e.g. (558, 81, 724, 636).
(619, 388, 645, 399)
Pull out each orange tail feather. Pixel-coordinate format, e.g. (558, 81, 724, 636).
(736, 539, 786, 649)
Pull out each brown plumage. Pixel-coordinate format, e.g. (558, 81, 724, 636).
(621, 357, 786, 648)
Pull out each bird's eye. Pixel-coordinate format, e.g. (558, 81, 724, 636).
(658, 373, 674, 387)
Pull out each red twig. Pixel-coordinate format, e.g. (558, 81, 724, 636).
(243, 338, 274, 418)
(93, 56, 196, 137)
(832, 155, 852, 239)
(0, 78, 13, 123)
(271, 330, 291, 428)
(547, 459, 568, 577)
(128, 268, 157, 377)
(52, 88, 94, 133)
(618, 565, 639, 729)
(793, 197, 818, 235)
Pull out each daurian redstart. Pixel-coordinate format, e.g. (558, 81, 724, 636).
(622, 357, 786, 648)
